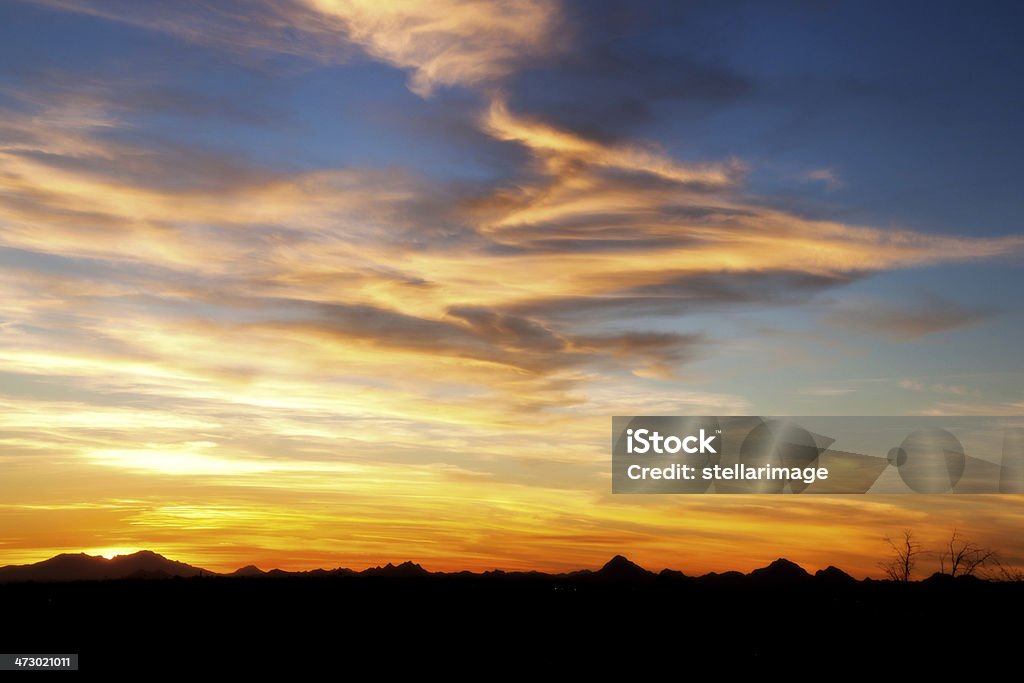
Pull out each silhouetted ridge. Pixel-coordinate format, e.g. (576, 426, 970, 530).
(923, 571, 983, 585)
(1, 549, 890, 585)
(361, 561, 430, 578)
(0, 551, 210, 582)
(658, 568, 688, 581)
(109, 551, 206, 577)
(230, 565, 266, 577)
(593, 555, 654, 581)
(748, 558, 811, 582)
(815, 566, 856, 584)
(700, 570, 746, 584)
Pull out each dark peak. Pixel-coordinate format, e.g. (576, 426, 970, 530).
(397, 561, 423, 570)
(595, 555, 653, 580)
(748, 558, 811, 582)
(329, 567, 356, 576)
(110, 550, 165, 562)
(815, 566, 856, 583)
(658, 568, 688, 581)
(602, 554, 639, 570)
(361, 561, 430, 577)
(231, 565, 266, 577)
(110, 551, 197, 571)
(767, 558, 804, 571)
(923, 572, 983, 585)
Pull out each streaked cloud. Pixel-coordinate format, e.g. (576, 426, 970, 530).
(30, 0, 562, 96)
(802, 167, 843, 190)
(482, 96, 742, 186)
(826, 296, 993, 341)
(897, 379, 976, 396)
(27, 0, 359, 63)
(798, 386, 857, 397)
(306, 0, 562, 95)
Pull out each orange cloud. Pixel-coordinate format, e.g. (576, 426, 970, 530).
(305, 0, 562, 95)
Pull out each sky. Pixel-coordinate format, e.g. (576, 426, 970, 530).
(1, 0, 1023, 578)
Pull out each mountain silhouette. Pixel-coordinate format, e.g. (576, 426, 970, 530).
(0, 549, 948, 585)
(0, 550, 209, 582)
(230, 565, 266, 577)
(923, 571, 984, 585)
(747, 558, 811, 583)
(591, 555, 654, 581)
(814, 565, 857, 584)
(361, 561, 430, 578)
(658, 568, 688, 581)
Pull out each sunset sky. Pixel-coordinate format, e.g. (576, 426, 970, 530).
(1, 0, 1023, 578)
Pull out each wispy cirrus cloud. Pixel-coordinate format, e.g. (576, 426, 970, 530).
(802, 168, 843, 190)
(28, 0, 563, 95)
(26, 0, 361, 63)
(481, 96, 742, 187)
(1, 77, 1020, 414)
(306, 0, 563, 95)
(826, 296, 994, 341)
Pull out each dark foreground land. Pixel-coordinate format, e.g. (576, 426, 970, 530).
(1, 561, 1021, 674)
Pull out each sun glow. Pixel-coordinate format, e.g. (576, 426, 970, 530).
(85, 547, 143, 560)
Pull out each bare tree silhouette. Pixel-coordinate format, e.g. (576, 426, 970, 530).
(986, 557, 1024, 582)
(938, 529, 996, 577)
(879, 529, 922, 582)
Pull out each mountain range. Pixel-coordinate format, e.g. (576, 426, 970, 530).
(0, 550, 207, 582)
(0, 550, 863, 584)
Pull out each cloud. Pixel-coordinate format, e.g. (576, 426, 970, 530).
(917, 401, 1024, 417)
(826, 296, 994, 341)
(447, 306, 566, 352)
(798, 386, 856, 397)
(27, 0, 360, 63)
(504, 0, 752, 141)
(1, 84, 1021, 412)
(305, 0, 563, 96)
(897, 379, 976, 396)
(572, 332, 704, 379)
(508, 271, 863, 321)
(802, 168, 843, 190)
(482, 96, 742, 187)
(30, 0, 562, 96)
